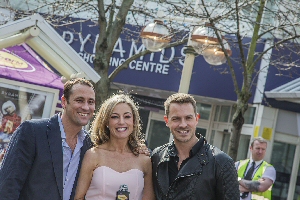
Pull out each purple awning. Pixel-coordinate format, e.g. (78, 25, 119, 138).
(0, 43, 63, 92)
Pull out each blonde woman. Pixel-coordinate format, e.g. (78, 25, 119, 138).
(75, 94, 155, 200)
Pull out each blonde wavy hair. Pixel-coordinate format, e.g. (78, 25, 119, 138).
(90, 93, 144, 156)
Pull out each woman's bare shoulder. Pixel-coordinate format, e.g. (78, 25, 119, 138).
(137, 154, 151, 172)
(83, 146, 108, 168)
(85, 146, 106, 160)
(138, 153, 151, 161)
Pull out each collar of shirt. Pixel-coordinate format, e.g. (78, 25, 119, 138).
(249, 159, 263, 168)
(58, 114, 86, 144)
(59, 114, 86, 200)
(167, 135, 205, 185)
(168, 135, 205, 158)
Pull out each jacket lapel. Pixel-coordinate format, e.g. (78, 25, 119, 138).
(79, 135, 92, 163)
(46, 114, 63, 200)
(177, 145, 209, 178)
(156, 147, 171, 195)
(155, 140, 209, 197)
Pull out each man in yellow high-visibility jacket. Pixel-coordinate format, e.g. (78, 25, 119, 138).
(235, 137, 276, 200)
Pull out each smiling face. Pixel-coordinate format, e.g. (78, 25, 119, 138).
(164, 103, 199, 144)
(61, 83, 95, 129)
(90, 94, 142, 152)
(108, 103, 134, 140)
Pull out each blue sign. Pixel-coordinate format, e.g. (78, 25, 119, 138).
(55, 19, 265, 102)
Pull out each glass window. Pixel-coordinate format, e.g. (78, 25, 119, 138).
(244, 107, 256, 124)
(197, 103, 211, 120)
(236, 135, 251, 161)
(219, 106, 230, 122)
(221, 133, 230, 153)
(294, 153, 300, 200)
(147, 120, 170, 151)
(271, 141, 296, 200)
(214, 105, 220, 121)
(210, 130, 215, 144)
(139, 109, 150, 136)
(220, 133, 250, 160)
(230, 106, 256, 124)
(0, 80, 59, 152)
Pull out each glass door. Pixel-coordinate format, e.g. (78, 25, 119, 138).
(293, 146, 300, 200)
(271, 141, 296, 200)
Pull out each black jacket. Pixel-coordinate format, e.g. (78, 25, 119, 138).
(151, 138, 240, 200)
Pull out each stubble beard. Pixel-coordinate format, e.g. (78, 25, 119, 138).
(65, 107, 90, 127)
(173, 133, 194, 143)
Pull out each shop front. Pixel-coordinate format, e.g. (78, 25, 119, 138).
(0, 14, 101, 154)
(0, 43, 63, 151)
(53, 18, 300, 199)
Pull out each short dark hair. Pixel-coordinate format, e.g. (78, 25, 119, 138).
(63, 78, 94, 103)
(250, 136, 268, 147)
(164, 93, 197, 117)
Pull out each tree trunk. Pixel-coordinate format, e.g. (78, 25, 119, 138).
(229, 109, 244, 161)
(94, 74, 110, 108)
(228, 99, 248, 161)
(93, 43, 111, 109)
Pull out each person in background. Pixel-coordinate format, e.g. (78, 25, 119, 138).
(74, 93, 155, 200)
(151, 93, 240, 200)
(236, 136, 276, 200)
(0, 78, 96, 200)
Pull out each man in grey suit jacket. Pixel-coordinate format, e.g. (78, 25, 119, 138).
(0, 78, 96, 200)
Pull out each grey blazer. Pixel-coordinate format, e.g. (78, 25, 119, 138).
(0, 114, 93, 200)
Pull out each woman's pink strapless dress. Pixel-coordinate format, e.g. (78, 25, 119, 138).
(85, 166, 144, 200)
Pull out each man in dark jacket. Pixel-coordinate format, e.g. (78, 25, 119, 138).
(0, 78, 95, 200)
(151, 93, 240, 200)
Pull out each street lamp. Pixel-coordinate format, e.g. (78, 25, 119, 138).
(140, 3, 231, 93)
(190, 24, 232, 65)
(140, 20, 171, 52)
(202, 38, 232, 65)
(190, 25, 220, 55)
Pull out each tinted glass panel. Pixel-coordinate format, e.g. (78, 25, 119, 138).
(221, 133, 230, 153)
(293, 153, 300, 200)
(214, 106, 220, 121)
(236, 135, 251, 161)
(244, 107, 256, 124)
(147, 120, 170, 151)
(219, 106, 230, 122)
(271, 141, 296, 200)
(230, 106, 256, 124)
(139, 109, 150, 136)
(197, 103, 211, 120)
(210, 130, 215, 144)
